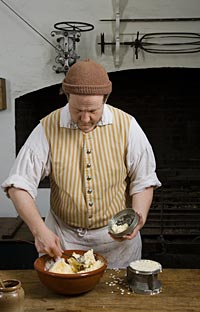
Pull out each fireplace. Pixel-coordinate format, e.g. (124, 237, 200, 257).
(15, 67, 200, 268)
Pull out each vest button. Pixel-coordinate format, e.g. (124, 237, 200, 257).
(89, 202, 93, 207)
(87, 149, 91, 154)
(87, 176, 92, 181)
(87, 163, 91, 168)
(87, 189, 92, 194)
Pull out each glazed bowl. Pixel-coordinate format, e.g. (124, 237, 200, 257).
(34, 249, 107, 295)
(108, 208, 139, 238)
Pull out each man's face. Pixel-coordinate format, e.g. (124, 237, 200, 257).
(69, 94, 104, 133)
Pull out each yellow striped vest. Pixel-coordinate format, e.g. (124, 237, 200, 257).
(41, 105, 132, 229)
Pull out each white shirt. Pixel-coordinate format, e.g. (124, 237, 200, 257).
(1, 104, 161, 199)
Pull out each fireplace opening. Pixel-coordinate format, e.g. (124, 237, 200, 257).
(15, 67, 200, 268)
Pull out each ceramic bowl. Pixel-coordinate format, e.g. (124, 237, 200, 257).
(108, 208, 139, 238)
(34, 249, 107, 295)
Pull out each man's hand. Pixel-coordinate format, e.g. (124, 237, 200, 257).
(34, 225, 64, 258)
(109, 211, 144, 241)
(109, 187, 154, 242)
(7, 187, 64, 259)
(122, 211, 143, 240)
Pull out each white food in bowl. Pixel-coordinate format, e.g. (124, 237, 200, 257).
(49, 258, 74, 274)
(112, 223, 129, 233)
(46, 249, 103, 274)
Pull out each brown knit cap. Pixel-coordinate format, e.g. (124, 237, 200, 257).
(62, 59, 112, 95)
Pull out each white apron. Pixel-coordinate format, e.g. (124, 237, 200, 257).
(45, 210, 142, 269)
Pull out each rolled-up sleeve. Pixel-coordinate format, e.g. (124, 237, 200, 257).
(126, 117, 161, 195)
(1, 124, 51, 199)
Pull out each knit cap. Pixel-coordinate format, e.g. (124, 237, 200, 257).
(62, 59, 112, 95)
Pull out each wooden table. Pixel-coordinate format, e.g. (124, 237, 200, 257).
(0, 269, 200, 312)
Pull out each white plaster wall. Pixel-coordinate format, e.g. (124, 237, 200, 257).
(0, 0, 200, 216)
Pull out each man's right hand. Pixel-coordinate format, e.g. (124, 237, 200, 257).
(7, 187, 64, 259)
(34, 225, 64, 259)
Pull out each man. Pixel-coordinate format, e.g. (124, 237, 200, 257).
(2, 59, 161, 268)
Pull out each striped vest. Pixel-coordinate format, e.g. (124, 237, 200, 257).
(41, 105, 132, 229)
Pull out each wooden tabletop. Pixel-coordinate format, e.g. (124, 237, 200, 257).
(0, 269, 200, 312)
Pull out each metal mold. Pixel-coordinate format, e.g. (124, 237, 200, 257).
(127, 260, 162, 295)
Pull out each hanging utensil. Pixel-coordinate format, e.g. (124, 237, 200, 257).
(138, 32, 200, 54)
(99, 31, 200, 59)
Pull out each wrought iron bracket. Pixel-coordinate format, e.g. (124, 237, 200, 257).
(51, 21, 94, 73)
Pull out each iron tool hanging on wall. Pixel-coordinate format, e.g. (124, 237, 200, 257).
(99, 15, 200, 65)
(99, 31, 200, 60)
(51, 22, 94, 73)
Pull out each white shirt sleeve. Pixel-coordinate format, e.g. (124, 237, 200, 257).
(1, 123, 51, 199)
(126, 117, 161, 195)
